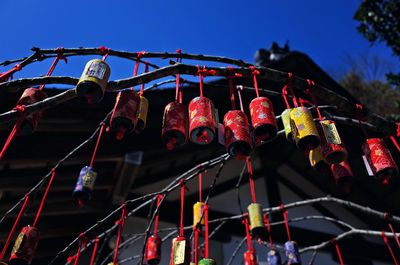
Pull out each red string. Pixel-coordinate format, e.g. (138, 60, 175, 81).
(390, 136, 400, 153)
(306, 79, 323, 120)
(281, 85, 291, 109)
(153, 195, 163, 236)
(355, 104, 369, 138)
(236, 86, 245, 112)
(199, 173, 203, 202)
(98, 46, 110, 61)
(0, 122, 20, 160)
(193, 229, 199, 264)
(226, 67, 238, 110)
(387, 222, 400, 251)
(140, 61, 149, 96)
(263, 214, 274, 249)
(243, 218, 253, 251)
(89, 123, 106, 168)
(39, 48, 65, 90)
(196, 66, 216, 97)
(381, 231, 399, 265)
(246, 157, 257, 203)
(204, 204, 209, 258)
(334, 241, 344, 265)
(113, 204, 127, 264)
(32, 168, 56, 227)
(89, 237, 100, 265)
(397, 122, 400, 137)
(73, 233, 87, 265)
(0, 64, 22, 82)
(286, 73, 299, 108)
(249, 66, 260, 98)
(179, 180, 186, 237)
(280, 204, 291, 241)
(0, 195, 29, 260)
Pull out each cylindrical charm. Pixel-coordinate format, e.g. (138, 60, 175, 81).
(162, 102, 188, 150)
(75, 59, 110, 103)
(170, 236, 190, 265)
(9, 226, 40, 265)
(309, 146, 326, 171)
(188, 97, 216, 145)
(243, 250, 258, 265)
(362, 138, 398, 184)
(281, 109, 293, 142)
(146, 235, 162, 265)
(136, 96, 149, 131)
(16, 88, 47, 135)
(319, 120, 347, 164)
(331, 161, 353, 185)
(72, 166, 97, 202)
(247, 203, 266, 240)
(110, 90, 140, 140)
(267, 249, 282, 265)
(198, 258, 216, 265)
(193, 202, 205, 228)
(223, 110, 253, 158)
(290, 107, 320, 151)
(249, 97, 278, 144)
(284, 241, 301, 265)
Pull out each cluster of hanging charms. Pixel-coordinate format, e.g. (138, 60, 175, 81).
(145, 195, 163, 265)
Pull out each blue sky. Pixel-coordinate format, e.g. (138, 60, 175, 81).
(0, 0, 396, 83)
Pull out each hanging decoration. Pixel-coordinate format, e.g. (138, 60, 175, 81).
(198, 204, 216, 265)
(308, 146, 327, 171)
(75, 47, 111, 103)
(145, 195, 163, 265)
(331, 161, 353, 187)
(110, 204, 127, 265)
(192, 173, 205, 265)
(223, 84, 253, 158)
(136, 54, 150, 133)
(263, 214, 282, 265)
(280, 73, 299, 143)
(242, 218, 258, 265)
(188, 66, 217, 145)
(9, 226, 40, 265)
(280, 205, 301, 265)
(248, 66, 277, 145)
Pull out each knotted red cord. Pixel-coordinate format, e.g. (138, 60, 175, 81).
(226, 67, 243, 110)
(153, 195, 163, 236)
(355, 104, 369, 138)
(98, 46, 110, 61)
(196, 66, 216, 97)
(263, 214, 274, 249)
(381, 231, 399, 265)
(89, 237, 100, 265)
(306, 79, 323, 120)
(333, 241, 344, 265)
(280, 204, 291, 241)
(113, 204, 127, 264)
(281, 85, 291, 109)
(249, 66, 260, 98)
(243, 217, 253, 251)
(286, 73, 298, 108)
(0, 195, 30, 260)
(204, 204, 210, 258)
(32, 168, 56, 227)
(236, 85, 245, 112)
(73, 233, 87, 265)
(246, 157, 257, 203)
(175, 49, 183, 103)
(0, 64, 22, 82)
(179, 179, 186, 237)
(89, 122, 106, 168)
(139, 61, 149, 96)
(39, 48, 66, 90)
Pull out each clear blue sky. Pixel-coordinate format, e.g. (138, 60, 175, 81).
(0, 0, 396, 83)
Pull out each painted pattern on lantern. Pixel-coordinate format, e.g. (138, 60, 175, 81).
(162, 102, 188, 150)
(188, 97, 216, 145)
(223, 110, 253, 158)
(281, 109, 293, 142)
(249, 97, 277, 143)
(319, 120, 347, 164)
(110, 91, 141, 136)
(290, 107, 320, 151)
(284, 241, 301, 265)
(247, 203, 266, 240)
(331, 161, 353, 184)
(16, 88, 47, 135)
(10, 226, 40, 265)
(171, 237, 190, 265)
(146, 235, 162, 265)
(267, 249, 282, 265)
(73, 166, 97, 202)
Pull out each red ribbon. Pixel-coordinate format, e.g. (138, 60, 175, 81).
(89, 123, 106, 168)
(280, 204, 291, 241)
(226, 67, 243, 110)
(246, 157, 257, 203)
(263, 214, 274, 249)
(334, 241, 345, 265)
(0, 64, 22, 82)
(39, 48, 66, 90)
(204, 204, 210, 258)
(243, 217, 253, 251)
(153, 195, 163, 236)
(306, 79, 323, 120)
(113, 204, 127, 264)
(381, 231, 399, 265)
(32, 168, 56, 227)
(249, 66, 260, 98)
(98, 46, 110, 61)
(179, 179, 186, 237)
(286, 72, 299, 107)
(73, 233, 88, 265)
(355, 104, 369, 138)
(196, 66, 216, 97)
(236, 85, 245, 112)
(89, 237, 100, 265)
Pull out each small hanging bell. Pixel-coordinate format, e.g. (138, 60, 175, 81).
(170, 236, 190, 265)
(193, 202, 205, 228)
(249, 97, 278, 144)
(146, 235, 162, 265)
(319, 120, 347, 164)
(362, 138, 398, 184)
(110, 90, 141, 140)
(16, 88, 47, 135)
(72, 166, 97, 203)
(281, 109, 293, 143)
(136, 95, 149, 132)
(290, 107, 320, 151)
(198, 258, 216, 265)
(188, 97, 216, 145)
(75, 59, 110, 103)
(223, 110, 253, 158)
(284, 241, 301, 265)
(247, 203, 266, 241)
(243, 250, 258, 265)
(267, 249, 282, 265)
(9, 226, 40, 265)
(162, 102, 188, 150)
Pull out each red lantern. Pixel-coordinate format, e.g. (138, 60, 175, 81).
(9, 226, 40, 265)
(162, 102, 188, 150)
(188, 97, 216, 145)
(243, 250, 258, 265)
(249, 97, 277, 144)
(110, 91, 141, 140)
(223, 110, 253, 158)
(362, 138, 398, 184)
(146, 235, 162, 265)
(16, 88, 47, 135)
(331, 161, 353, 185)
(319, 120, 347, 164)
